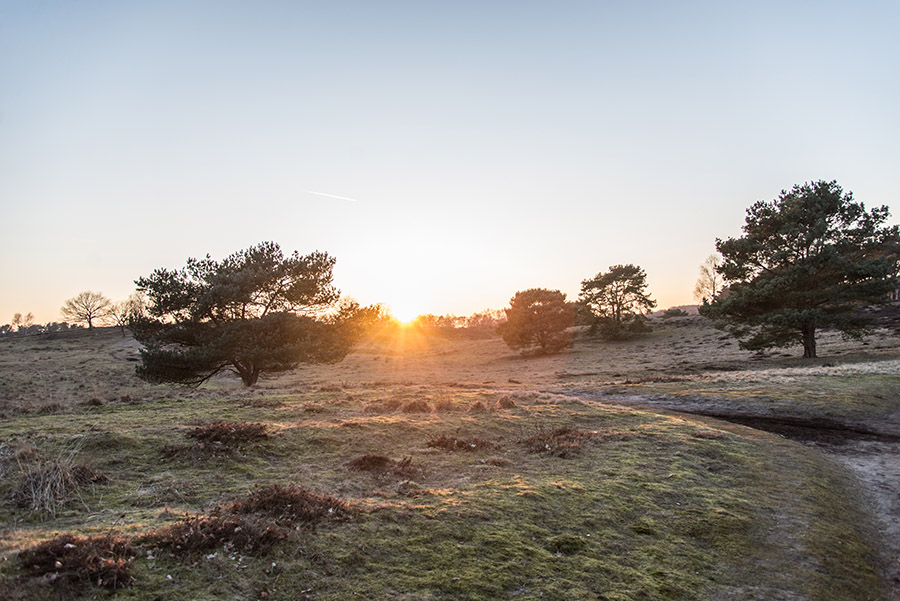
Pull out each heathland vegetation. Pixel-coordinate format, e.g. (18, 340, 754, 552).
(1, 180, 899, 600)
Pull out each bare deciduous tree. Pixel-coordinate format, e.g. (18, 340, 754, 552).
(61, 291, 112, 330)
(693, 254, 724, 302)
(109, 293, 146, 336)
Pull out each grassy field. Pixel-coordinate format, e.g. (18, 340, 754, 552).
(0, 314, 897, 600)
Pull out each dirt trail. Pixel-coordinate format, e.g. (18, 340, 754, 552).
(588, 393, 900, 601)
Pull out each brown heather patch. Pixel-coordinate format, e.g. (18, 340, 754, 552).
(139, 514, 285, 556)
(225, 484, 350, 525)
(18, 533, 135, 590)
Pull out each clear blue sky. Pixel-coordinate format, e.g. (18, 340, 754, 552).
(2, 1, 898, 323)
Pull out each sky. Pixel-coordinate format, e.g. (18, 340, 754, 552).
(2, 1, 899, 324)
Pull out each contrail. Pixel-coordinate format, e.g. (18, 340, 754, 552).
(307, 190, 358, 202)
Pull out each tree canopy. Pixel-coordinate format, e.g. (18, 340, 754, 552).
(699, 180, 899, 358)
(132, 241, 365, 386)
(497, 288, 574, 354)
(579, 264, 656, 339)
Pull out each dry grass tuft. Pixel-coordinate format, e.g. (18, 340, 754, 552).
(15, 457, 107, 514)
(18, 533, 135, 590)
(495, 395, 517, 409)
(363, 399, 403, 414)
(468, 400, 489, 413)
(522, 426, 592, 458)
(400, 399, 432, 413)
(427, 434, 497, 452)
(433, 398, 459, 412)
(187, 421, 269, 444)
(140, 514, 285, 556)
(226, 484, 350, 525)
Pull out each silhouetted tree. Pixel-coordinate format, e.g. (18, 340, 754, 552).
(109, 293, 146, 337)
(699, 180, 900, 358)
(131, 241, 367, 386)
(693, 254, 724, 302)
(60, 292, 111, 329)
(497, 289, 574, 354)
(579, 264, 656, 339)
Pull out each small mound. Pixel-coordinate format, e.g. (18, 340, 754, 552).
(19, 533, 135, 590)
(347, 453, 395, 472)
(227, 484, 349, 525)
(140, 514, 284, 555)
(468, 401, 489, 413)
(522, 426, 592, 458)
(427, 434, 496, 452)
(187, 421, 269, 444)
(347, 454, 418, 477)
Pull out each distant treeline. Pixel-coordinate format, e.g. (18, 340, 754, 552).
(401, 309, 507, 338)
(0, 320, 81, 338)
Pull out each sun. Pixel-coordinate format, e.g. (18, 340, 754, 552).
(388, 302, 421, 325)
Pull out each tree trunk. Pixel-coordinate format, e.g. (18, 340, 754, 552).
(802, 322, 817, 358)
(235, 362, 260, 386)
